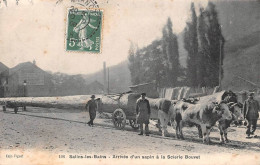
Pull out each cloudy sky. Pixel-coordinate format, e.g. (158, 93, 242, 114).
(0, 0, 207, 74)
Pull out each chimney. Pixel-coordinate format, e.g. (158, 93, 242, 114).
(103, 62, 107, 94)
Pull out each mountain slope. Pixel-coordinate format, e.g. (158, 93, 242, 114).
(215, 0, 260, 91)
(82, 61, 131, 93)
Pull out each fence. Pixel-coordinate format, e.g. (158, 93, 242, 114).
(159, 86, 217, 100)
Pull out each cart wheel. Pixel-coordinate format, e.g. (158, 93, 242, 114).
(129, 119, 139, 130)
(112, 109, 126, 129)
(14, 107, 18, 114)
(3, 106, 6, 112)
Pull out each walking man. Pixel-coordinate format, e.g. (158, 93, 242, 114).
(86, 95, 97, 126)
(243, 92, 259, 138)
(136, 93, 151, 136)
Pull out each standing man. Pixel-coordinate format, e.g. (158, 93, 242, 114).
(85, 95, 97, 126)
(243, 92, 259, 138)
(136, 93, 151, 136)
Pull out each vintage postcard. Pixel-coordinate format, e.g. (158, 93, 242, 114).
(0, 0, 259, 165)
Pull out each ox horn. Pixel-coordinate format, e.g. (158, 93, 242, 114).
(212, 101, 218, 105)
(232, 103, 238, 108)
(228, 102, 239, 108)
(237, 102, 243, 108)
(227, 102, 235, 106)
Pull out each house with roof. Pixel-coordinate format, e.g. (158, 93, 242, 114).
(0, 62, 9, 97)
(6, 61, 54, 97)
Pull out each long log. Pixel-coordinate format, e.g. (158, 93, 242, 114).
(0, 95, 103, 110)
(0, 94, 140, 113)
(0, 93, 170, 119)
(0, 91, 227, 116)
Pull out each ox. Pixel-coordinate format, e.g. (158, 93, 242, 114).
(157, 99, 176, 137)
(217, 102, 243, 143)
(157, 98, 198, 137)
(172, 100, 232, 144)
(197, 91, 244, 143)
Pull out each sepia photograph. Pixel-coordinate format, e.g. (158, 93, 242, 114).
(0, 0, 259, 164)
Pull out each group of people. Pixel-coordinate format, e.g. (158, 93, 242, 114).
(85, 92, 259, 138)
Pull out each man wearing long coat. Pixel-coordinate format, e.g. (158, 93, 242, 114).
(136, 93, 151, 136)
(243, 92, 259, 138)
(86, 95, 97, 126)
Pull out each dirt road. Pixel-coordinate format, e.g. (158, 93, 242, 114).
(0, 107, 259, 165)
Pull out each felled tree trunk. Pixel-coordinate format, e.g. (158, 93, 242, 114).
(0, 95, 100, 110)
(0, 91, 226, 114)
(0, 93, 172, 118)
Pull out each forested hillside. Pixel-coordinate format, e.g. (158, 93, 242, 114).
(83, 1, 260, 92)
(215, 0, 260, 91)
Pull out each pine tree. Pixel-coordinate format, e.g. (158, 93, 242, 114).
(162, 18, 180, 87)
(197, 7, 210, 87)
(206, 2, 225, 87)
(183, 2, 199, 87)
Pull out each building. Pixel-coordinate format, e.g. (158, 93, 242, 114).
(6, 62, 54, 97)
(0, 62, 9, 97)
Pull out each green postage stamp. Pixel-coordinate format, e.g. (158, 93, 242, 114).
(66, 7, 103, 53)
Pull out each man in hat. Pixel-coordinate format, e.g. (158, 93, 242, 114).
(85, 95, 97, 126)
(136, 93, 151, 136)
(243, 92, 259, 138)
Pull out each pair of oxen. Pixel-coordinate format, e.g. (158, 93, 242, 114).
(156, 91, 244, 144)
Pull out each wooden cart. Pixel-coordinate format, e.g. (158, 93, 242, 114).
(3, 101, 26, 114)
(101, 93, 159, 130)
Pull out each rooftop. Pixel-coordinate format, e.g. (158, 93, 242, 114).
(9, 62, 50, 76)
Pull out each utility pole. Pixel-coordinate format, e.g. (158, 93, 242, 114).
(103, 62, 107, 94)
(23, 80, 27, 97)
(107, 67, 110, 94)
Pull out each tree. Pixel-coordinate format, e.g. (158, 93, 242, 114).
(205, 2, 225, 87)
(182, 2, 225, 88)
(51, 73, 89, 95)
(197, 7, 210, 87)
(128, 18, 181, 88)
(128, 42, 141, 85)
(183, 2, 199, 87)
(142, 40, 167, 87)
(162, 18, 180, 87)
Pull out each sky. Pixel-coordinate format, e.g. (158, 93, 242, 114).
(0, 0, 208, 75)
